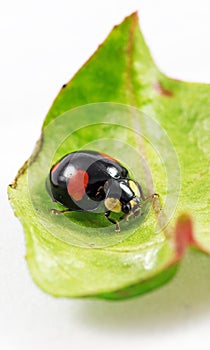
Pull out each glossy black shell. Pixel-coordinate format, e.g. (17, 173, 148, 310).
(47, 150, 131, 212)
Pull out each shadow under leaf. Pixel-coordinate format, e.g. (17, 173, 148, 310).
(76, 249, 210, 333)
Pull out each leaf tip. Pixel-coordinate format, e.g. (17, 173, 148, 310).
(128, 10, 139, 19)
(114, 11, 139, 30)
(125, 11, 139, 25)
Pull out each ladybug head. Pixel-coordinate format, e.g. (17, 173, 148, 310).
(104, 179, 141, 216)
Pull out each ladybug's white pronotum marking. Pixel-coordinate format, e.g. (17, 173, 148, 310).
(128, 180, 140, 198)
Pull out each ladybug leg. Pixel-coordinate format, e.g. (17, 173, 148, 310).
(95, 185, 104, 199)
(51, 208, 72, 215)
(119, 213, 130, 222)
(143, 193, 159, 203)
(137, 183, 159, 203)
(105, 211, 120, 233)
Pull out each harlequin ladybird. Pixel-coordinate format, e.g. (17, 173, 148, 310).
(46, 150, 155, 232)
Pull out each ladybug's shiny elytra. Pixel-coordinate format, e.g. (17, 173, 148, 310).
(47, 150, 154, 232)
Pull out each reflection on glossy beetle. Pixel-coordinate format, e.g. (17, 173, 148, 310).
(46, 150, 156, 232)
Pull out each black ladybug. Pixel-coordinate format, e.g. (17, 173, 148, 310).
(47, 150, 154, 232)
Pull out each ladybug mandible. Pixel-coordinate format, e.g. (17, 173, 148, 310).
(47, 150, 155, 232)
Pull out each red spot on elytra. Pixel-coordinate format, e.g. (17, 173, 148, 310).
(51, 162, 60, 173)
(175, 214, 194, 259)
(67, 170, 89, 201)
(100, 152, 118, 162)
(154, 82, 173, 97)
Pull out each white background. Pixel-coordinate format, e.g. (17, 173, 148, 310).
(1, 0, 210, 349)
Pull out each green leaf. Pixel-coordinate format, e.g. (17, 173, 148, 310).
(8, 12, 210, 299)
